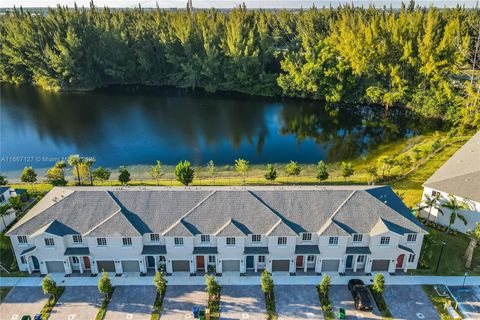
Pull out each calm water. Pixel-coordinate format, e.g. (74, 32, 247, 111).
(0, 84, 440, 177)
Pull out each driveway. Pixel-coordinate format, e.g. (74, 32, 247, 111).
(448, 286, 480, 320)
(0, 287, 48, 320)
(329, 285, 382, 319)
(383, 285, 440, 320)
(275, 285, 323, 319)
(221, 285, 265, 320)
(49, 286, 101, 320)
(161, 285, 207, 319)
(104, 286, 157, 320)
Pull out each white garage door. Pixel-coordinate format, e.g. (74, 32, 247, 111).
(97, 260, 116, 272)
(172, 260, 190, 272)
(371, 260, 390, 271)
(46, 261, 65, 273)
(322, 260, 340, 272)
(222, 260, 240, 272)
(272, 260, 290, 272)
(121, 260, 140, 272)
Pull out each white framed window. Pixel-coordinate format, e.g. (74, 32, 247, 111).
(407, 234, 417, 243)
(252, 234, 261, 243)
(72, 256, 79, 264)
(307, 255, 315, 262)
(408, 254, 416, 263)
(208, 255, 216, 264)
(380, 236, 390, 245)
(0, 195, 5, 203)
(20, 256, 27, 264)
(44, 238, 54, 247)
(150, 234, 160, 242)
(302, 233, 312, 242)
(277, 237, 287, 245)
(17, 236, 28, 244)
(174, 237, 184, 246)
(353, 234, 363, 243)
(258, 255, 265, 263)
(122, 237, 132, 246)
(73, 235, 82, 243)
(328, 237, 339, 246)
(431, 190, 439, 197)
(201, 235, 211, 243)
(159, 256, 166, 262)
(97, 237, 107, 246)
(357, 255, 365, 263)
(226, 237, 236, 246)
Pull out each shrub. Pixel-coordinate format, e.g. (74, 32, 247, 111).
(98, 271, 113, 300)
(373, 273, 385, 294)
(174, 160, 195, 186)
(153, 271, 167, 295)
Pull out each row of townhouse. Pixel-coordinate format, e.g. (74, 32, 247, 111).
(7, 185, 427, 276)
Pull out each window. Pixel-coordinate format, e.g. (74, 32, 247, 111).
(150, 234, 160, 242)
(73, 235, 82, 243)
(72, 256, 79, 264)
(357, 255, 365, 263)
(44, 238, 54, 247)
(252, 235, 261, 243)
(407, 234, 417, 243)
(208, 256, 216, 264)
(226, 237, 236, 246)
(408, 254, 416, 263)
(302, 233, 312, 242)
(174, 237, 184, 246)
(159, 256, 166, 263)
(431, 190, 439, 197)
(201, 235, 211, 243)
(380, 236, 390, 245)
(277, 237, 287, 245)
(17, 236, 28, 244)
(122, 237, 132, 246)
(258, 256, 265, 263)
(353, 234, 363, 243)
(307, 255, 315, 262)
(328, 237, 339, 246)
(0, 194, 4, 203)
(20, 256, 27, 264)
(97, 237, 107, 246)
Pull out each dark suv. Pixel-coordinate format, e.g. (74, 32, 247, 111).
(347, 279, 373, 311)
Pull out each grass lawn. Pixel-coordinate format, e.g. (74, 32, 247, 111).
(0, 287, 12, 302)
(422, 285, 462, 320)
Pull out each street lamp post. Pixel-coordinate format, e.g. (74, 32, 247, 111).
(435, 241, 446, 273)
(463, 272, 468, 288)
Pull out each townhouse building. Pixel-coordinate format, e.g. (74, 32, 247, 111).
(6, 185, 426, 276)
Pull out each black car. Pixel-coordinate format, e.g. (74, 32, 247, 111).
(347, 279, 373, 311)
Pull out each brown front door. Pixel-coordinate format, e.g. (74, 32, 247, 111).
(296, 256, 303, 268)
(196, 256, 205, 270)
(83, 256, 91, 269)
(396, 254, 405, 268)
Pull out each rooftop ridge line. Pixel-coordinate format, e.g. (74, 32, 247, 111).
(317, 190, 356, 235)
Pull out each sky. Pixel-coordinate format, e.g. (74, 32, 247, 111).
(0, 0, 478, 8)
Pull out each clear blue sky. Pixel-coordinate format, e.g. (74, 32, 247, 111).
(0, 0, 478, 8)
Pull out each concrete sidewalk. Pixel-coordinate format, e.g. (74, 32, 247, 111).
(1, 273, 480, 287)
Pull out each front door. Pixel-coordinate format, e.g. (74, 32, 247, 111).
(83, 256, 91, 269)
(246, 256, 254, 269)
(346, 255, 353, 269)
(396, 254, 405, 269)
(31, 256, 40, 270)
(296, 256, 303, 269)
(196, 256, 205, 270)
(147, 256, 155, 269)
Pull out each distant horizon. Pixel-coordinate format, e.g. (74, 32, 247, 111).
(0, 0, 478, 8)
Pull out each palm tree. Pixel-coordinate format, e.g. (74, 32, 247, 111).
(84, 158, 96, 186)
(465, 223, 480, 269)
(8, 196, 24, 217)
(0, 204, 12, 230)
(68, 154, 82, 186)
(416, 194, 442, 222)
(441, 195, 472, 232)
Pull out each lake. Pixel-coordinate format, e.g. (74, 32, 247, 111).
(0, 84, 440, 178)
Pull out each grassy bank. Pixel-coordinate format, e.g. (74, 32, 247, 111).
(422, 285, 463, 319)
(0, 287, 12, 302)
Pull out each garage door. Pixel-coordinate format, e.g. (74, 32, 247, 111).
(222, 260, 240, 272)
(322, 260, 340, 272)
(46, 261, 65, 273)
(172, 260, 190, 272)
(97, 260, 116, 272)
(272, 260, 290, 272)
(121, 260, 140, 272)
(371, 260, 390, 271)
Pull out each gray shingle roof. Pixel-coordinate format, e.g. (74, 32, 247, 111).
(193, 247, 218, 254)
(295, 245, 320, 254)
(0, 187, 10, 194)
(64, 247, 90, 256)
(87, 211, 141, 237)
(346, 246, 371, 254)
(398, 244, 414, 254)
(141, 245, 167, 255)
(244, 247, 269, 254)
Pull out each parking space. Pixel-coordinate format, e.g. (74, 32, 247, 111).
(275, 285, 323, 319)
(161, 285, 207, 320)
(448, 286, 480, 320)
(384, 285, 440, 320)
(221, 285, 265, 320)
(0, 286, 48, 320)
(104, 286, 157, 320)
(329, 285, 382, 320)
(49, 286, 101, 320)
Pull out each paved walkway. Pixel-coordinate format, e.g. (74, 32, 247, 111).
(2, 273, 480, 287)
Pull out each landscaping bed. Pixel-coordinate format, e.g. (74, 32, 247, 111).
(40, 286, 65, 319)
(422, 285, 463, 319)
(368, 285, 393, 319)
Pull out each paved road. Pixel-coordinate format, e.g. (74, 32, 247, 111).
(104, 286, 157, 320)
(49, 286, 101, 320)
(161, 285, 207, 319)
(0, 287, 48, 320)
(220, 285, 265, 320)
(384, 285, 440, 320)
(329, 285, 382, 320)
(275, 285, 323, 319)
(449, 286, 480, 320)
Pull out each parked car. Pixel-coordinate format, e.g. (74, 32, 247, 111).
(348, 279, 373, 311)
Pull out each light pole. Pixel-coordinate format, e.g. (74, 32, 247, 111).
(435, 241, 446, 273)
(463, 272, 468, 288)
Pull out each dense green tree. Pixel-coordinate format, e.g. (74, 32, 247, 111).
(68, 155, 83, 186)
(41, 275, 59, 298)
(441, 195, 471, 232)
(234, 158, 249, 184)
(264, 163, 277, 181)
(174, 160, 195, 186)
(153, 271, 167, 295)
(98, 271, 112, 300)
(340, 162, 354, 181)
(285, 161, 301, 178)
(0, 175, 7, 186)
(20, 167, 37, 191)
(45, 166, 68, 186)
(150, 160, 164, 186)
(92, 167, 111, 182)
(118, 166, 131, 185)
(316, 160, 329, 182)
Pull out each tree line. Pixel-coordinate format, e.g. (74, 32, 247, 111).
(0, 2, 479, 128)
